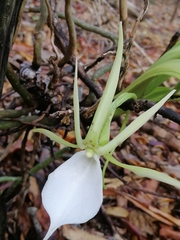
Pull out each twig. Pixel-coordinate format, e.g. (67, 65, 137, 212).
(76, 62, 103, 98)
(129, 0, 149, 40)
(118, 0, 129, 91)
(119, 0, 128, 41)
(6, 63, 34, 107)
(85, 46, 116, 72)
(12, 0, 27, 45)
(143, 100, 180, 125)
(100, 205, 117, 236)
(0, 132, 23, 162)
(0, 195, 6, 240)
(58, 0, 77, 68)
(49, 3, 68, 55)
(57, 11, 118, 45)
(0, 0, 24, 98)
(25, 7, 118, 44)
(25, 6, 111, 98)
(32, 0, 48, 68)
(160, 31, 180, 57)
(118, 0, 130, 92)
(45, 0, 60, 61)
(118, 0, 149, 91)
(170, 0, 180, 23)
(121, 99, 180, 125)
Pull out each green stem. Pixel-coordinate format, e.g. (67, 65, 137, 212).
(0, 108, 33, 119)
(30, 147, 70, 174)
(0, 147, 70, 181)
(92, 63, 113, 82)
(0, 115, 58, 130)
(0, 176, 21, 183)
(6, 63, 34, 107)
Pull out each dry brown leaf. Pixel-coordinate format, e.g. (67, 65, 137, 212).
(125, 194, 180, 227)
(29, 176, 41, 207)
(105, 206, 129, 218)
(135, 179, 159, 205)
(18, 205, 31, 237)
(10, 139, 34, 153)
(124, 194, 173, 226)
(159, 225, 180, 239)
(103, 188, 117, 197)
(57, 129, 76, 143)
(62, 225, 107, 240)
(129, 209, 157, 237)
(142, 122, 180, 153)
(36, 204, 50, 231)
(104, 178, 124, 189)
(157, 198, 174, 214)
(149, 205, 180, 227)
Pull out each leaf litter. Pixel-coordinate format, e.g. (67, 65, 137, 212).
(0, 0, 180, 239)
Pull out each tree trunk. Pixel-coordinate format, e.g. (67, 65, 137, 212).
(0, 0, 24, 98)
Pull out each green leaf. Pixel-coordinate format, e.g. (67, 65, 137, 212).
(118, 60, 180, 99)
(143, 75, 169, 97)
(143, 87, 171, 102)
(154, 41, 180, 65)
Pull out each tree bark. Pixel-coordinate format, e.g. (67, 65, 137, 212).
(0, 0, 24, 98)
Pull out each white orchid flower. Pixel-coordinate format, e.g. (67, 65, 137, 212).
(33, 22, 180, 240)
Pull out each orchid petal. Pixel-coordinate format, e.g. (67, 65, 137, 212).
(42, 150, 103, 240)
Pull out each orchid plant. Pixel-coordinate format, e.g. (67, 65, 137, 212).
(33, 23, 180, 240)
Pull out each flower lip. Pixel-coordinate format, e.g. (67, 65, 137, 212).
(42, 150, 103, 240)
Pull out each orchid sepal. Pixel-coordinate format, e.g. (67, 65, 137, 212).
(105, 153, 180, 189)
(84, 22, 123, 147)
(97, 89, 176, 155)
(33, 128, 78, 148)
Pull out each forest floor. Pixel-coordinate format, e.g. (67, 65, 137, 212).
(1, 0, 180, 239)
